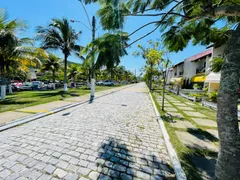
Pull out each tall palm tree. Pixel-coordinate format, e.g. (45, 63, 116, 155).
(36, 18, 81, 91)
(41, 54, 62, 89)
(81, 31, 129, 77)
(68, 64, 82, 87)
(0, 9, 43, 98)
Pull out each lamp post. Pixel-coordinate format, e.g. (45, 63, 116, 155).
(71, 16, 96, 97)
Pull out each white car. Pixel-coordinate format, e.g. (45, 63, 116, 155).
(102, 80, 114, 86)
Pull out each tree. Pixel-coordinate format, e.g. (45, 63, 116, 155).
(81, 31, 129, 78)
(41, 53, 62, 89)
(133, 41, 163, 90)
(84, 0, 240, 178)
(36, 18, 81, 91)
(0, 9, 44, 98)
(68, 64, 82, 87)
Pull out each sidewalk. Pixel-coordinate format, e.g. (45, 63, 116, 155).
(0, 86, 129, 126)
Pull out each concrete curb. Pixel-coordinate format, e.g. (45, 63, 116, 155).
(0, 85, 133, 132)
(148, 89, 187, 180)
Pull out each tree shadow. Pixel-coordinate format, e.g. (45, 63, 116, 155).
(0, 99, 36, 105)
(187, 128, 218, 143)
(97, 137, 176, 180)
(181, 149, 217, 180)
(161, 114, 185, 123)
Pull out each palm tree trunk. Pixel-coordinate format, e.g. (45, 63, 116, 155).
(0, 59, 6, 100)
(63, 54, 68, 92)
(52, 70, 56, 90)
(215, 25, 240, 180)
(6, 64, 12, 94)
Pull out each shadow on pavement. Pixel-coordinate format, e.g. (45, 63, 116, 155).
(97, 137, 175, 180)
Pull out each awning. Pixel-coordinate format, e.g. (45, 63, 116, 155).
(170, 77, 183, 84)
(191, 75, 206, 83)
(205, 72, 221, 83)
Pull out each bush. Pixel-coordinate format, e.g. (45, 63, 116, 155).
(208, 92, 218, 102)
(193, 83, 201, 89)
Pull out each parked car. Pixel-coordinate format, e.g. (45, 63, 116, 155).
(32, 81, 47, 90)
(96, 81, 104, 85)
(20, 82, 33, 90)
(102, 80, 114, 86)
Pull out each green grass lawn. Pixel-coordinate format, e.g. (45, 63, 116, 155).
(0, 85, 122, 113)
(152, 90, 218, 180)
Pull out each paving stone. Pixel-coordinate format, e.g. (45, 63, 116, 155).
(136, 170, 151, 179)
(113, 164, 126, 172)
(0, 169, 11, 178)
(185, 102, 196, 106)
(170, 120, 196, 129)
(120, 173, 133, 180)
(176, 106, 195, 111)
(108, 169, 120, 178)
(172, 103, 188, 107)
(192, 118, 217, 127)
(78, 160, 89, 167)
(0, 83, 173, 179)
(175, 131, 218, 152)
(183, 111, 207, 117)
(57, 160, 69, 169)
(165, 112, 184, 118)
(77, 167, 91, 176)
(206, 129, 219, 139)
(54, 168, 67, 178)
(60, 155, 71, 161)
(27, 169, 42, 179)
(99, 174, 111, 180)
(37, 174, 52, 180)
(64, 173, 78, 180)
(44, 164, 56, 174)
(89, 171, 100, 180)
(34, 162, 47, 171)
(164, 107, 178, 112)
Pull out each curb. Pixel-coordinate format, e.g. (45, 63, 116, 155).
(148, 89, 187, 180)
(0, 85, 133, 132)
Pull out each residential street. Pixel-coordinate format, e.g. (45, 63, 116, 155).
(0, 83, 175, 180)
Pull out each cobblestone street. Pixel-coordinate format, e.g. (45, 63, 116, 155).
(0, 83, 174, 180)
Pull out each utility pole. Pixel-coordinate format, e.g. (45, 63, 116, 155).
(90, 16, 96, 97)
(91, 16, 96, 79)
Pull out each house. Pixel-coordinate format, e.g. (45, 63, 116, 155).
(183, 48, 213, 89)
(205, 44, 225, 92)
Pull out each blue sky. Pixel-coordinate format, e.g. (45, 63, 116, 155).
(1, 0, 207, 75)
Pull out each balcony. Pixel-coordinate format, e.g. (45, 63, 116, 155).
(196, 67, 205, 74)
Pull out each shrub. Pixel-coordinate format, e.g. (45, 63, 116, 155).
(193, 83, 201, 89)
(208, 92, 218, 102)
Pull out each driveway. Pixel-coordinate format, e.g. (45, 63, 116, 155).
(0, 83, 175, 180)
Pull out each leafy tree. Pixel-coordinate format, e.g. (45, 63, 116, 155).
(84, 0, 240, 178)
(68, 64, 83, 87)
(133, 41, 163, 90)
(41, 53, 62, 89)
(0, 9, 44, 97)
(36, 18, 81, 91)
(81, 31, 129, 79)
(211, 57, 224, 73)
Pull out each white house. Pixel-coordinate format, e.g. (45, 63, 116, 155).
(205, 44, 225, 92)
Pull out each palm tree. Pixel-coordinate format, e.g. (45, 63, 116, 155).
(36, 18, 81, 91)
(81, 31, 129, 78)
(41, 54, 62, 89)
(0, 9, 43, 98)
(68, 64, 82, 87)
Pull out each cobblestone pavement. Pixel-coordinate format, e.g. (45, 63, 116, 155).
(0, 83, 175, 180)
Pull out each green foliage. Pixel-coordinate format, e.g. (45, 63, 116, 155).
(208, 91, 218, 102)
(81, 31, 129, 71)
(211, 57, 224, 73)
(193, 83, 201, 89)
